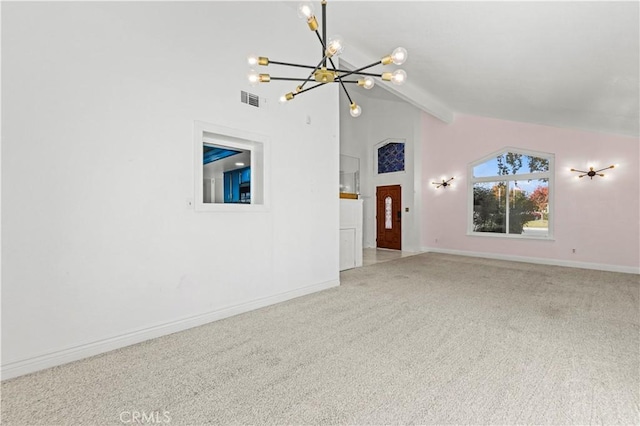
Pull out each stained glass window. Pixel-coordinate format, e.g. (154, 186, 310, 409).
(378, 142, 405, 174)
(385, 196, 393, 229)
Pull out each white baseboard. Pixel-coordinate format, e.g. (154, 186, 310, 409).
(2, 279, 339, 381)
(421, 247, 640, 274)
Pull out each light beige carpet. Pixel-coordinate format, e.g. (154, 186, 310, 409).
(2, 253, 639, 425)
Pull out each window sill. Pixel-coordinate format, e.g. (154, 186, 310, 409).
(467, 231, 555, 241)
(195, 203, 269, 213)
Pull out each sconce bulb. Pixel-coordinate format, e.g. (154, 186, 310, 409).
(279, 95, 288, 103)
(391, 69, 407, 85)
(247, 55, 258, 66)
(391, 47, 408, 65)
(350, 103, 362, 118)
(297, 3, 315, 19)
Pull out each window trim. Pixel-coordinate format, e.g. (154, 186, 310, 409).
(194, 121, 269, 212)
(467, 147, 554, 240)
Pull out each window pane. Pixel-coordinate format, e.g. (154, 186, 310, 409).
(203, 143, 251, 204)
(508, 181, 537, 234)
(473, 182, 506, 233)
(378, 142, 405, 174)
(385, 196, 393, 229)
(521, 180, 549, 237)
(473, 152, 550, 177)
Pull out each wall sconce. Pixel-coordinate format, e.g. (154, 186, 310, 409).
(432, 177, 454, 188)
(570, 165, 615, 179)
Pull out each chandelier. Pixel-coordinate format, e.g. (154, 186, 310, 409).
(246, 1, 408, 118)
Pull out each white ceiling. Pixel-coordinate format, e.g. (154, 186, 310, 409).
(320, 1, 639, 136)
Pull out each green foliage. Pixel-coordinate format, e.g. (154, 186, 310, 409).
(497, 153, 523, 175)
(508, 191, 537, 233)
(528, 156, 549, 173)
(496, 152, 550, 182)
(473, 186, 505, 233)
(473, 184, 537, 234)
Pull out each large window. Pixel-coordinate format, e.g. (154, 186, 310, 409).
(468, 148, 553, 239)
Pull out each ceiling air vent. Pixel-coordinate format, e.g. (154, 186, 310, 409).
(241, 91, 260, 108)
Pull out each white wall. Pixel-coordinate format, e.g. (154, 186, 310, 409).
(340, 91, 423, 251)
(2, 2, 340, 378)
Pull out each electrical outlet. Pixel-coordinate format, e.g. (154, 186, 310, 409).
(572, 248, 576, 253)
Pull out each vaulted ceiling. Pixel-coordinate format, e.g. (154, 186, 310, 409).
(321, 1, 639, 137)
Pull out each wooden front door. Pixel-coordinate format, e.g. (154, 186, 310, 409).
(376, 185, 402, 250)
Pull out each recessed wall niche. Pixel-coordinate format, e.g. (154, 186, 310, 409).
(193, 121, 267, 212)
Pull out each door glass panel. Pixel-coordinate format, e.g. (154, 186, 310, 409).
(385, 196, 393, 229)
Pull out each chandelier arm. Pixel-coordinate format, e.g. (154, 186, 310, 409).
(269, 61, 382, 78)
(322, 0, 327, 68)
(270, 77, 326, 82)
(294, 80, 360, 97)
(270, 77, 359, 83)
(327, 56, 354, 105)
(314, 30, 327, 51)
(269, 76, 358, 84)
(338, 61, 384, 79)
(265, 61, 382, 77)
(294, 82, 327, 96)
(268, 60, 325, 70)
(337, 70, 383, 78)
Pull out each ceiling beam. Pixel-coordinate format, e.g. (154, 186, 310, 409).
(339, 47, 455, 124)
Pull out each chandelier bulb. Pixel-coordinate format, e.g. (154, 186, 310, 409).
(247, 69, 260, 86)
(350, 103, 362, 118)
(297, 2, 315, 19)
(326, 35, 344, 57)
(247, 55, 269, 67)
(358, 77, 375, 90)
(279, 92, 295, 103)
(391, 69, 407, 85)
(391, 47, 408, 65)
